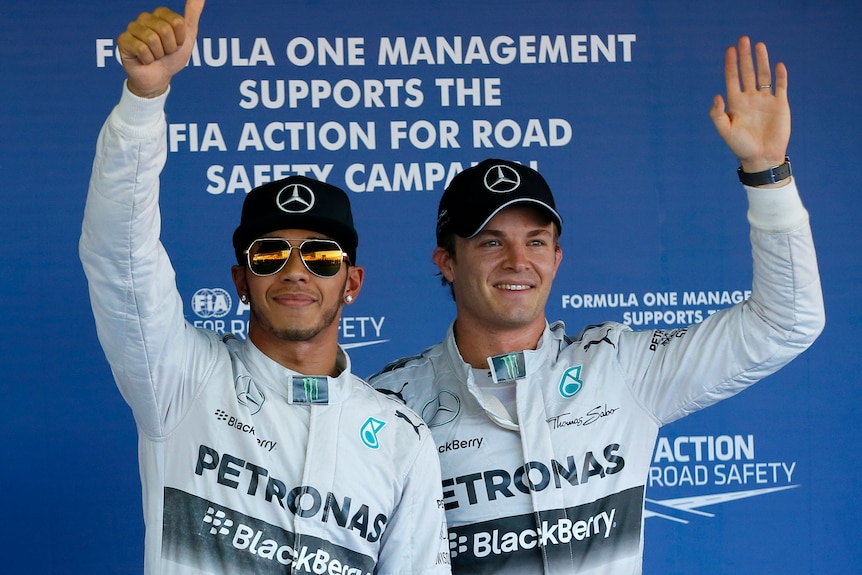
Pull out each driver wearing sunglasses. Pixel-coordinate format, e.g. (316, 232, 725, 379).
(229, 177, 366, 373)
(79, 4, 450, 573)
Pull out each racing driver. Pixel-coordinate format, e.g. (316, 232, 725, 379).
(369, 36, 825, 574)
(80, 2, 450, 573)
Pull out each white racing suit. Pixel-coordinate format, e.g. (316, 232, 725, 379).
(80, 85, 451, 575)
(369, 177, 824, 574)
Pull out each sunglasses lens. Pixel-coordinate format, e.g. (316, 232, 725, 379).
(248, 239, 291, 276)
(246, 239, 345, 277)
(300, 240, 345, 277)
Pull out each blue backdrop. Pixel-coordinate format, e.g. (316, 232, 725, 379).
(1, 1, 859, 572)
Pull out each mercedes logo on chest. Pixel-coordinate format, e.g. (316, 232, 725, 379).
(421, 390, 461, 427)
(276, 183, 315, 213)
(484, 164, 521, 193)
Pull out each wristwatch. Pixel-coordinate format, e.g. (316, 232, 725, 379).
(737, 157, 792, 186)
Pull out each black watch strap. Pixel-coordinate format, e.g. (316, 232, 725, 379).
(737, 156, 792, 186)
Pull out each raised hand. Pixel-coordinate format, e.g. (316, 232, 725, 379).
(118, 0, 206, 98)
(709, 36, 791, 174)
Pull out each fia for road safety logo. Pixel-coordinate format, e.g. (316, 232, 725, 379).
(191, 288, 232, 319)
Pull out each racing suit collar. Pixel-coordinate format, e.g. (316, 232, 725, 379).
(443, 321, 562, 429)
(235, 336, 355, 405)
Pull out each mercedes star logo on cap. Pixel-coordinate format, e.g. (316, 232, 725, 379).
(276, 183, 315, 213)
(483, 164, 521, 193)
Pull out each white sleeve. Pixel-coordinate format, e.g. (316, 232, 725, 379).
(376, 432, 452, 575)
(618, 179, 825, 424)
(79, 83, 222, 438)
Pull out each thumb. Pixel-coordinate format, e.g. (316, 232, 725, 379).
(709, 94, 730, 138)
(184, 0, 206, 36)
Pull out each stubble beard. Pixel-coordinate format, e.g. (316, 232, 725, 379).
(258, 303, 341, 341)
(249, 280, 346, 342)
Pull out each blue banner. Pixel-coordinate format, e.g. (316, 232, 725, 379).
(1, 1, 859, 572)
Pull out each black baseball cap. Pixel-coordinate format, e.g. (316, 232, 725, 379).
(436, 159, 563, 245)
(232, 176, 358, 264)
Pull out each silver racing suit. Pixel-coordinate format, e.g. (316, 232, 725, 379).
(80, 85, 451, 575)
(369, 175, 824, 574)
